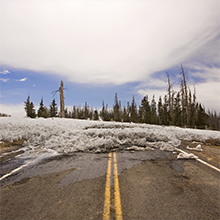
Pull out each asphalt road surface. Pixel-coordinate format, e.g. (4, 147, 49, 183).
(0, 149, 219, 220)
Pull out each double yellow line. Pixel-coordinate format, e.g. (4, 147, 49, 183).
(103, 152, 123, 220)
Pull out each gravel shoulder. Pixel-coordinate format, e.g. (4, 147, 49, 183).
(180, 140, 220, 168)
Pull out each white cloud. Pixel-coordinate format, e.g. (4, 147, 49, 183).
(0, 78, 9, 82)
(136, 75, 168, 90)
(15, 77, 27, 82)
(0, 0, 219, 85)
(0, 69, 10, 74)
(0, 103, 26, 117)
(137, 88, 166, 101)
(19, 77, 27, 82)
(196, 81, 220, 111)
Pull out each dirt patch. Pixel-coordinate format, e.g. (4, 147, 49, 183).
(0, 139, 25, 153)
(0, 139, 25, 163)
(0, 150, 24, 163)
(205, 138, 220, 146)
(180, 140, 220, 168)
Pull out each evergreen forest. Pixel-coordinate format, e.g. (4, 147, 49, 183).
(24, 64, 220, 130)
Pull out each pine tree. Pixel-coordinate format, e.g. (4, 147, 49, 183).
(191, 86, 197, 128)
(101, 101, 105, 120)
(158, 96, 163, 125)
(89, 106, 94, 120)
(64, 108, 69, 118)
(188, 88, 196, 128)
(113, 93, 120, 121)
(150, 95, 157, 124)
(24, 95, 36, 118)
(139, 95, 150, 124)
(195, 104, 209, 129)
(131, 96, 137, 123)
(42, 106, 49, 118)
(123, 106, 128, 122)
(119, 100, 122, 121)
(29, 102, 36, 118)
(24, 95, 31, 117)
(37, 98, 48, 118)
(208, 110, 220, 130)
(49, 98, 58, 117)
(127, 102, 131, 123)
(173, 92, 182, 126)
(163, 95, 169, 125)
(94, 109, 99, 120)
(84, 102, 88, 119)
(38, 98, 44, 117)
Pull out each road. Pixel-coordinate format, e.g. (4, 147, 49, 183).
(0, 148, 219, 220)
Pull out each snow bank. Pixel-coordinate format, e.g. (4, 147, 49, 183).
(0, 117, 219, 161)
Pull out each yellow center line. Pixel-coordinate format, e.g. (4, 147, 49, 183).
(103, 152, 123, 220)
(103, 152, 112, 220)
(113, 152, 123, 220)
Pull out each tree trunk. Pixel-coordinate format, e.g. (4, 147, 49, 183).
(59, 81, 65, 118)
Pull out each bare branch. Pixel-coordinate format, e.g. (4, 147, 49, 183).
(52, 90, 59, 96)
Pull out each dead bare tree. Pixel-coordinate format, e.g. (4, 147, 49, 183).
(166, 72, 173, 124)
(52, 81, 66, 118)
(180, 63, 189, 126)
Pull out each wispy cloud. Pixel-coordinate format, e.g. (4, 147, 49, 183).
(0, 78, 10, 82)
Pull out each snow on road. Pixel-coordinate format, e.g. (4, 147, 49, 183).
(0, 117, 219, 163)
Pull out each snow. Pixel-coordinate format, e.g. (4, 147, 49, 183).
(125, 146, 154, 151)
(177, 152, 198, 159)
(160, 143, 175, 152)
(0, 117, 219, 163)
(186, 144, 203, 152)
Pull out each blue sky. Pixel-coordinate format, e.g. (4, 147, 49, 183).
(0, 0, 219, 117)
(0, 65, 141, 108)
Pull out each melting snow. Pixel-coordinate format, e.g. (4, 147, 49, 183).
(177, 152, 198, 159)
(186, 144, 203, 152)
(125, 146, 154, 151)
(0, 117, 219, 162)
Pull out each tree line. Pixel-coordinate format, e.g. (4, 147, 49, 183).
(24, 64, 220, 130)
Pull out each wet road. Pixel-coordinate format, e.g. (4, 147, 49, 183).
(0, 149, 219, 220)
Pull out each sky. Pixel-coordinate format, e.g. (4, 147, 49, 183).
(0, 0, 219, 117)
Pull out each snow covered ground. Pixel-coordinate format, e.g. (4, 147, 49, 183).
(0, 117, 219, 163)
